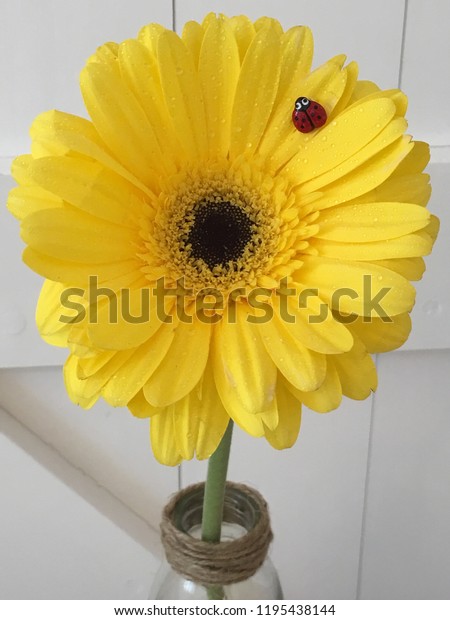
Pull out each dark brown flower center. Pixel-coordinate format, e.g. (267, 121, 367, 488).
(186, 201, 254, 269)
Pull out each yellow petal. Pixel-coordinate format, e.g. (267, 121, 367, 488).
(8, 185, 63, 220)
(170, 396, 200, 461)
(274, 287, 353, 354)
(300, 257, 416, 317)
(228, 15, 256, 62)
(128, 389, 162, 418)
(254, 17, 283, 35)
(298, 117, 408, 194)
(201, 12, 218, 31)
(30, 110, 103, 159)
(332, 337, 377, 399)
(213, 303, 277, 418)
(150, 412, 182, 466)
(394, 140, 430, 175)
(309, 136, 413, 210)
(80, 61, 163, 187)
(87, 284, 167, 350)
(77, 350, 116, 379)
(36, 280, 73, 347)
(373, 257, 425, 281)
(256, 306, 326, 391)
(29, 110, 153, 197)
(138, 23, 165, 56)
(364, 172, 431, 207)
(182, 20, 205, 67)
(70, 349, 137, 399)
(226, 408, 265, 437)
(349, 80, 380, 102)
(93, 267, 150, 294)
(118, 39, 180, 173)
(67, 323, 98, 358)
(278, 26, 314, 101)
(286, 58, 352, 165)
(23, 247, 141, 287)
(316, 202, 430, 242)
(11, 154, 36, 185)
(21, 206, 137, 263)
(265, 55, 347, 171)
(194, 363, 231, 460)
(230, 24, 281, 157)
(311, 230, 434, 261)
(24, 156, 144, 227)
(87, 42, 119, 65)
(347, 87, 407, 118)
(101, 324, 176, 406)
(286, 361, 342, 413)
(349, 313, 411, 353)
(425, 214, 440, 242)
(284, 98, 396, 184)
(144, 316, 211, 407)
(198, 17, 240, 159)
(328, 61, 359, 119)
(257, 398, 279, 432)
(296, 53, 347, 113)
(64, 355, 100, 409)
(264, 379, 302, 449)
(256, 26, 314, 159)
(168, 364, 230, 462)
(157, 30, 208, 161)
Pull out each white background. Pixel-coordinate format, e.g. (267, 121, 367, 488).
(1, 0, 449, 600)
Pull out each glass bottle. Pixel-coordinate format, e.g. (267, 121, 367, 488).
(151, 483, 283, 600)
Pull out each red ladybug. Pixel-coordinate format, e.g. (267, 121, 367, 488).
(292, 96, 327, 133)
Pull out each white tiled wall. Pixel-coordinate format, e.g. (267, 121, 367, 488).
(1, 0, 449, 600)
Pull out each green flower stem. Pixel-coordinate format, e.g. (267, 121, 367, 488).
(202, 420, 234, 600)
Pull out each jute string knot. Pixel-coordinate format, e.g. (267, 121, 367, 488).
(160, 481, 273, 586)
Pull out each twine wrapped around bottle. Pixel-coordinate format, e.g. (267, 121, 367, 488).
(160, 481, 273, 586)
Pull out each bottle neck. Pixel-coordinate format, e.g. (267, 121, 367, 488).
(160, 481, 274, 586)
(174, 483, 261, 537)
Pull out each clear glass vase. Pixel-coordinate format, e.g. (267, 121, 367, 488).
(150, 483, 283, 600)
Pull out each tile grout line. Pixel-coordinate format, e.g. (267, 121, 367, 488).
(172, 0, 177, 32)
(355, 354, 379, 600)
(178, 463, 183, 491)
(397, 0, 409, 89)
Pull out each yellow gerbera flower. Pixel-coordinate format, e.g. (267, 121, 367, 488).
(8, 14, 438, 465)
